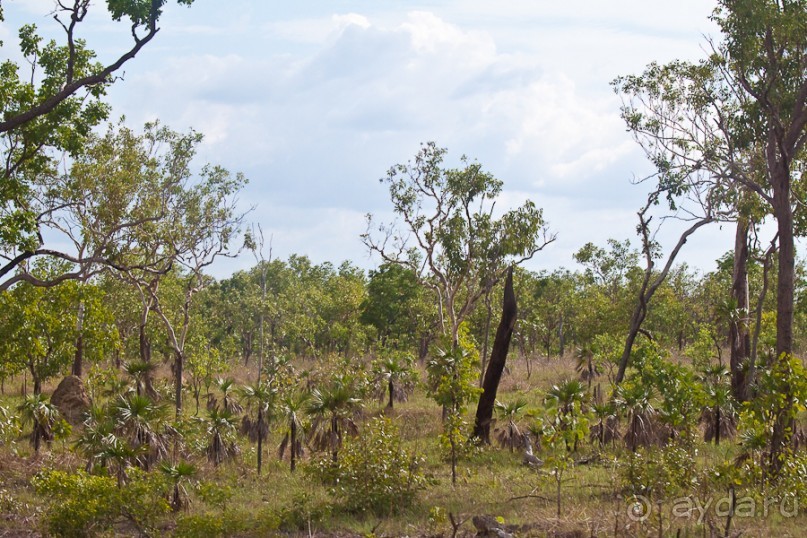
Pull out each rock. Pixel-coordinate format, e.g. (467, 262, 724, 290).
(472, 515, 514, 538)
(50, 375, 91, 425)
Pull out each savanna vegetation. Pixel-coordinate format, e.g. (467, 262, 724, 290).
(1, 1, 806, 537)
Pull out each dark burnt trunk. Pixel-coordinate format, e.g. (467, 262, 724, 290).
(473, 268, 517, 443)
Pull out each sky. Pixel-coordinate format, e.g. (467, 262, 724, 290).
(3, 0, 742, 278)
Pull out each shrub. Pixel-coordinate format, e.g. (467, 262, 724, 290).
(309, 417, 427, 515)
(33, 468, 170, 537)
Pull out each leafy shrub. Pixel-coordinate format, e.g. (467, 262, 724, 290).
(309, 417, 427, 515)
(620, 442, 699, 499)
(33, 468, 170, 537)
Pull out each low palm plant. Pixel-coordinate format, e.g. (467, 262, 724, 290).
(161, 461, 197, 511)
(493, 398, 529, 452)
(205, 407, 239, 466)
(698, 365, 737, 445)
(545, 379, 588, 451)
(590, 401, 618, 446)
(239, 381, 276, 474)
(111, 394, 171, 469)
(124, 360, 157, 397)
(614, 382, 657, 452)
(278, 390, 309, 472)
(18, 394, 59, 453)
(307, 379, 362, 462)
(371, 351, 418, 409)
(74, 405, 117, 472)
(216, 378, 244, 415)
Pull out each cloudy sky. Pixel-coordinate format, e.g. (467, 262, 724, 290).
(4, 0, 738, 277)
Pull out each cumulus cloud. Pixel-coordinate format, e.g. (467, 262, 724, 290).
(4, 0, 728, 275)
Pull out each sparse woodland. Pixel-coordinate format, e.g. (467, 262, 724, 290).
(1, 1, 807, 537)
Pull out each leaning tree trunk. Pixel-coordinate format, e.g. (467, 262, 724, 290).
(473, 267, 517, 443)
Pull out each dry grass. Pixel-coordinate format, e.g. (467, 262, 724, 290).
(1, 353, 807, 537)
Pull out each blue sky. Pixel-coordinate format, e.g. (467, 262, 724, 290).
(4, 0, 740, 277)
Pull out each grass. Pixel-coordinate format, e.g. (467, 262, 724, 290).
(1, 353, 806, 537)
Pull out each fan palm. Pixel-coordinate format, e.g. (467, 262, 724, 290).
(590, 401, 618, 446)
(205, 408, 239, 466)
(124, 360, 157, 397)
(160, 461, 196, 512)
(239, 381, 276, 474)
(372, 352, 418, 409)
(614, 383, 657, 452)
(698, 365, 737, 445)
(545, 379, 588, 451)
(277, 390, 309, 472)
(307, 380, 361, 462)
(17, 394, 59, 453)
(215, 378, 244, 415)
(111, 394, 171, 469)
(493, 398, 529, 452)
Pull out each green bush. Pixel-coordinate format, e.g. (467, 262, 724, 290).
(309, 416, 427, 515)
(33, 468, 170, 537)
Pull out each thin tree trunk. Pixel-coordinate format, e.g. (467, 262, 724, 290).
(257, 407, 264, 475)
(175, 350, 183, 418)
(290, 419, 297, 472)
(729, 218, 751, 401)
(473, 268, 517, 443)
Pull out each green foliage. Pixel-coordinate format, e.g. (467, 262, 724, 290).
(544, 379, 590, 452)
(738, 354, 807, 471)
(371, 347, 419, 407)
(620, 443, 699, 499)
(17, 393, 60, 452)
(32, 468, 170, 537)
(309, 417, 427, 515)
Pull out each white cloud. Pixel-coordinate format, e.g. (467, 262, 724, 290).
(6, 1, 733, 275)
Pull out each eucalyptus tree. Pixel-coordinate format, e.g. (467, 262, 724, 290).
(107, 124, 248, 418)
(362, 263, 432, 351)
(0, 259, 117, 395)
(363, 142, 554, 349)
(1, 0, 197, 288)
(613, 1, 807, 406)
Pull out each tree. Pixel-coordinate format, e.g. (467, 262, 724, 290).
(0, 260, 116, 395)
(362, 263, 434, 352)
(713, 0, 807, 362)
(1, 1, 197, 288)
(473, 267, 517, 443)
(363, 142, 554, 349)
(427, 334, 480, 485)
(111, 124, 247, 417)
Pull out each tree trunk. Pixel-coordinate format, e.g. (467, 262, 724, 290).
(257, 407, 264, 475)
(770, 161, 795, 472)
(388, 378, 394, 409)
(290, 419, 297, 472)
(730, 218, 751, 401)
(71, 334, 84, 377)
(174, 350, 183, 418)
(71, 301, 85, 377)
(479, 293, 493, 387)
(473, 268, 517, 443)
